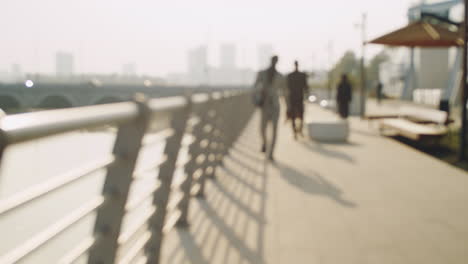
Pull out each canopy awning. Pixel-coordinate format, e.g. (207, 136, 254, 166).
(368, 21, 463, 47)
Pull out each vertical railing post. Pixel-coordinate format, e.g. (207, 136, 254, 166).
(213, 90, 254, 168)
(144, 99, 191, 264)
(0, 134, 7, 197)
(218, 91, 239, 162)
(238, 91, 254, 133)
(88, 94, 150, 264)
(176, 101, 209, 226)
(198, 94, 223, 182)
(218, 90, 254, 164)
(194, 96, 217, 197)
(210, 93, 229, 174)
(229, 92, 246, 144)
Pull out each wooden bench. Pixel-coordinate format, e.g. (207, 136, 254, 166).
(379, 106, 449, 141)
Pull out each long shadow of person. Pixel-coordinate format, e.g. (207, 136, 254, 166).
(278, 162, 356, 208)
(161, 136, 268, 264)
(300, 141, 356, 164)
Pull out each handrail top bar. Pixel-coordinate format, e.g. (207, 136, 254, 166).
(147, 96, 187, 113)
(211, 92, 223, 100)
(0, 90, 249, 146)
(191, 93, 210, 104)
(146, 93, 211, 112)
(0, 102, 139, 145)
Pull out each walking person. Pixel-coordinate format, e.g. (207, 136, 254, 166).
(376, 81, 383, 104)
(336, 74, 352, 119)
(253, 55, 285, 161)
(286, 61, 309, 139)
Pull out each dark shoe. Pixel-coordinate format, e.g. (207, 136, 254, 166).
(268, 155, 275, 162)
(261, 144, 266, 153)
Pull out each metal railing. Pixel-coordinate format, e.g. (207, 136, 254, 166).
(0, 89, 254, 264)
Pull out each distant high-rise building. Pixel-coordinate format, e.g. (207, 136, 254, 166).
(55, 52, 74, 76)
(220, 44, 236, 69)
(11, 64, 22, 81)
(187, 46, 208, 84)
(122, 63, 137, 76)
(258, 44, 273, 69)
(187, 46, 208, 73)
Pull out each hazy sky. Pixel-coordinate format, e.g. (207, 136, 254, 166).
(1, 0, 416, 76)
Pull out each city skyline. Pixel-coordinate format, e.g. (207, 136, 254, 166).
(1, 43, 264, 85)
(1, 0, 425, 76)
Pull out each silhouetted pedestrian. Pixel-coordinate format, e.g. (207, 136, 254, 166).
(286, 61, 309, 139)
(376, 81, 383, 104)
(336, 74, 352, 119)
(253, 55, 286, 161)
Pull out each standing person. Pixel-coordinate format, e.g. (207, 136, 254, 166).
(253, 55, 285, 161)
(376, 81, 383, 104)
(336, 74, 352, 119)
(286, 61, 309, 139)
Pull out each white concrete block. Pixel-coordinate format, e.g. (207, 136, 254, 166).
(307, 119, 349, 142)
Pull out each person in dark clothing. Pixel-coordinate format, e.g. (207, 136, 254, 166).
(376, 81, 383, 104)
(286, 61, 309, 139)
(336, 74, 352, 119)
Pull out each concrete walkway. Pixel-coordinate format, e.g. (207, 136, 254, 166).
(161, 104, 468, 264)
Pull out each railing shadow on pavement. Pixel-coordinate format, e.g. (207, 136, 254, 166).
(299, 141, 356, 164)
(230, 144, 265, 163)
(277, 162, 357, 208)
(160, 114, 268, 264)
(234, 139, 261, 153)
(222, 151, 265, 176)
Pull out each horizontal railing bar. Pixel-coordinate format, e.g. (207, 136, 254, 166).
(175, 153, 192, 168)
(190, 182, 201, 196)
(211, 92, 223, 100)
(142, 128, 174, 148)
(125, 183, 161, 212)
(191, 93, 210, 104)
(0, 102, 139, 145)
(132, 157, 167, 179)
(118, 231, 151, 264)
(186, 116, 199, 127)
(0, 196, 105, 264)
(175, 160, 191, 170)
(147, 96, 187, 113)
(167, 191, 185, 212)
(163, 209, 181, 233)
(0, 90, 252, 146)
(171, 172, 187, 189)
(0, 156, 114, 216)
(57, 236, 99, 264)
(135, 256, 148, 264)
(118, 206, 156, 246)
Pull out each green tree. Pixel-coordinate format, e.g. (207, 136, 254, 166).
(327, 49, 389, 94)
(329, 50, 360, 91)
(366, 50, 389, 97)
(367, 51, 389, 86)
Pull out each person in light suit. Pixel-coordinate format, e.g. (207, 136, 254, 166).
(253, 55, 287, 161)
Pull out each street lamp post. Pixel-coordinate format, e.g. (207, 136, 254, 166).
(360, 13, 367, 118)
(460, 0, 468, 161)
(327, 41, 333, 99)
